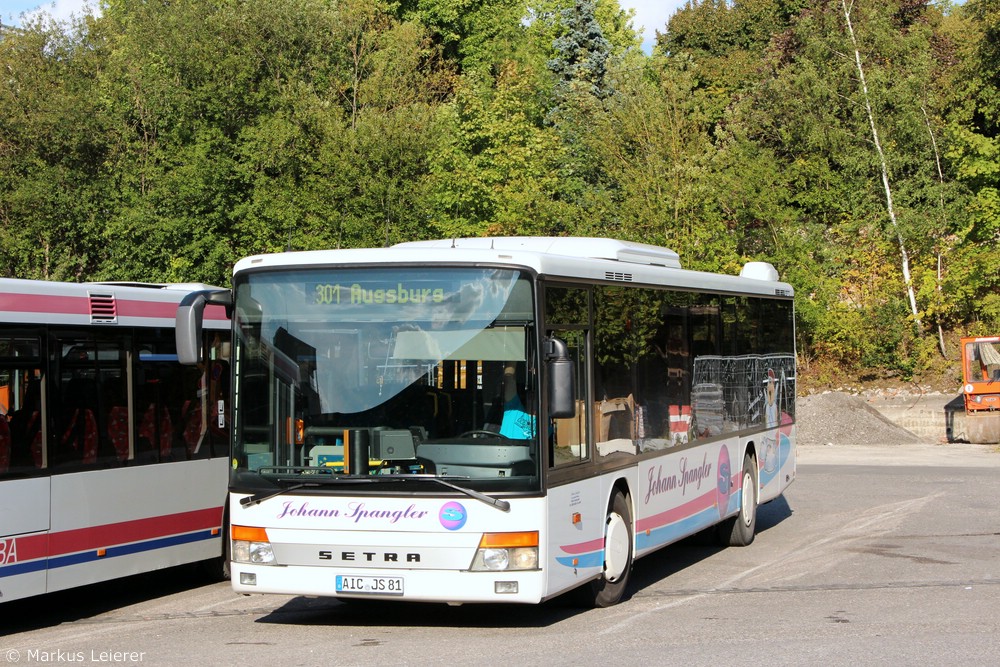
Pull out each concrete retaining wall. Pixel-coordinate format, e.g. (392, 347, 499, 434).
(867, 393, 993, 444)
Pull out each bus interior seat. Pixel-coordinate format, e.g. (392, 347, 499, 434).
(139, 399, 174, 460)
(61, 377, 100, 465)
(9, 380, 42, 467)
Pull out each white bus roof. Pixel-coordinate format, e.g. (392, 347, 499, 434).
(232, 237, 794, 298)
(0, 277, 229, 328)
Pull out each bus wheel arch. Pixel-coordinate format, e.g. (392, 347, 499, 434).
(583, 482, 634, 608)
(200, 501, 230, 581)
(717, 448, 758, 547)
(220, 502, 232, 581)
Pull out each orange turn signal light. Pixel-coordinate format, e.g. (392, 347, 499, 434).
(232, 525, 269, 542)
(478, 531, 538, 548)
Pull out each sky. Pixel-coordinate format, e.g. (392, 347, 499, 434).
(1, 0, 687, 53)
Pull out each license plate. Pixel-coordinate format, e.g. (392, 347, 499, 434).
(336, 575, 404, 595)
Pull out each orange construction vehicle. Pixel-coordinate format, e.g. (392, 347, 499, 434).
(960, 336, 1000, 444)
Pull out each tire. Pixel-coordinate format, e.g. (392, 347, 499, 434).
(582, 490, 634, 608)
(717, 453, 757, 547)
(220, 522, 232, 581)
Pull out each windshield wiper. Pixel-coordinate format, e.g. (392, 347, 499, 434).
(241, 482, 317, 507)
(393, 474, 511, 512)
(239, 472, 361, 507)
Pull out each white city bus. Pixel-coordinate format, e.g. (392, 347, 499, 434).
(0, 278, 230, 603)
(177, 237, 796, 606)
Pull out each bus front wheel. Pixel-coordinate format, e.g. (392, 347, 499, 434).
(583, 490, 633, 608)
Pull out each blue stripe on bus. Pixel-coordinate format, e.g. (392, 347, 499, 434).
(139, 353, 180, 361)
(0, 558, 48, 577)
(0, 529, 219, 579)
(636, 506, 720, 552)
(555, 551, 604, 568)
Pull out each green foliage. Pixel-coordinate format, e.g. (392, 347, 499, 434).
(548, 0, 613, 100)
(423, 61, 577, 237)
(0, 0, 996, 381)
(0, 12, 110, 280)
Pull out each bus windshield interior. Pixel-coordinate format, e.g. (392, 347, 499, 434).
(232, 267, 540, 492)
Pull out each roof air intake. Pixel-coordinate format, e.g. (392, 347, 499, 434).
(89, 292, 118, 323)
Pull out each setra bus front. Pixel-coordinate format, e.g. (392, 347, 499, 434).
(217, 262, 563, 603)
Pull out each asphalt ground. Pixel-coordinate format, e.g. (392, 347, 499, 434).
(797, 440, 1000, 467)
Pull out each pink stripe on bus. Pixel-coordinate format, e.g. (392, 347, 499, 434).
(558, 537, 605, 555)
(635, 487, 719, 534)
(0, 294, 88, 316)
(0, 293, 228, 321)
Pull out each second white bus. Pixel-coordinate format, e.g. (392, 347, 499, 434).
(0, 278, 230, 604)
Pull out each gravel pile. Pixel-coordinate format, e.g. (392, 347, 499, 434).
(795, 391, 927, 446)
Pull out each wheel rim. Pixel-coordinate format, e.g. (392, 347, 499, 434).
(604, 512, 630, 582)
(741, 469, 755, 527)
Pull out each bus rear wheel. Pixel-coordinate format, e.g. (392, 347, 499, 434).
(717, 453, 757, 547)
(583, 490, 633, 608)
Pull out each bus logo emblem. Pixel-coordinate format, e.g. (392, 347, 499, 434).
(717, 446, 732, 519)
(439, 502, 467, 531)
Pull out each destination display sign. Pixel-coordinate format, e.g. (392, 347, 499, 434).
(310, 282, 447, 306)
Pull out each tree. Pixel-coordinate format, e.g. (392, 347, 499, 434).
(0, 11, 109, 280)
(840, 0, 920, 329)
(945, 0, 1000, 327)
(548, 0, 614, 100)
(675, 0, 967, 373)
(423, 61, 576, 238)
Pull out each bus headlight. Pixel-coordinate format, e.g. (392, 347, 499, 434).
(232, 525, 276, 565)
(469, 532, 538, 572)
(232, 540, 275, 564)
(480, 548, 510, 571)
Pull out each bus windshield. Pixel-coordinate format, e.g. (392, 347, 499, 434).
(232, 267, 539, 493)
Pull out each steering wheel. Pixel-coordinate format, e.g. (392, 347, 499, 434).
(460, 430, 507, 440)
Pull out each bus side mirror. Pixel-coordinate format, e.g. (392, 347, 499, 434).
(176, 289, 232, 365)
(545, 336, 576, 419)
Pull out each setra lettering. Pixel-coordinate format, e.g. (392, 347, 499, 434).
(319, 550, 421, 563)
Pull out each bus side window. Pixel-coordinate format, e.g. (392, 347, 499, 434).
(104, 376, 130, 462)
(59, 377, 99, 466)
(0, 416, 10, 473)
(549, 330, 588, 465)
(181, 369, 206, 457)
(8, 378, 43, 470)
(137, 380, 174, 462)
